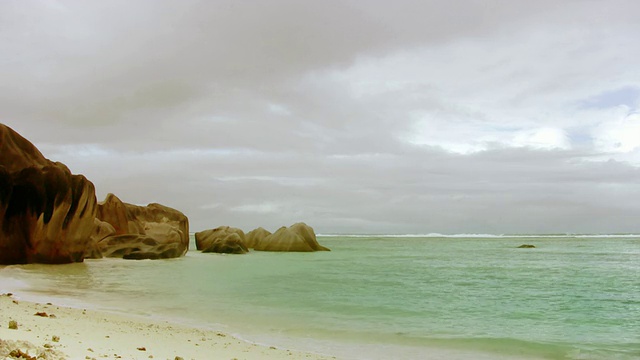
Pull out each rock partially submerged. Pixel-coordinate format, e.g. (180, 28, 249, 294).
(517, 244, 536, 248)
(245, 227, 271, 249)
(89, 193, 189, 259)
(85, 218, 115, 259)
(0, 123, 190, 263)
(0, 124, 97, 264)
(254, 223, 330, 252)
(195, 226, 248, 254)
(196, 223, 330, 253)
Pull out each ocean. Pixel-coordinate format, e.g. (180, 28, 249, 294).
(1, 235, 639, 360)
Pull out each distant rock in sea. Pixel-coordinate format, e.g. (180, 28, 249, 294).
(245, 227, 271, 249)
(517, 244, 536, 248)
(0, 124, 97, 264)
(89, 193, 190, 260)
(195, 226, 248, 254)
(254, 222, 330, 252)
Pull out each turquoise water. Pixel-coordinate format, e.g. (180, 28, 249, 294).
(1, 235, 639, 359)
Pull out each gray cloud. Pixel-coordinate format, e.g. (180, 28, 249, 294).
(1, 0, 640, 234)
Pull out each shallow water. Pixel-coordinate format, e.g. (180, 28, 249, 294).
(1, 235, 639, 359)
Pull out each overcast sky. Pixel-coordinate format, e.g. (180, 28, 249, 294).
(2, 0, 640, 235)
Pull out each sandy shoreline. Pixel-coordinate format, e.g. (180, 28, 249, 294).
(0, 293, 338, 360)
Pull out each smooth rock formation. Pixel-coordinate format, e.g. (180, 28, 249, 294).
(0, 123, 190, 263)
(253, 222, 330, 252)
(85, 218, 115, 259)
(0, 124, 98, 264)
(245, 227, 271, 249)
(90, 193, 189, 259)
(195, 226, 248, 254)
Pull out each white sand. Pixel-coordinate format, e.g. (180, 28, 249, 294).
(0, 293, 338, 360)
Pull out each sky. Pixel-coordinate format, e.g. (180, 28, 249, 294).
(1, 0, 640, 235)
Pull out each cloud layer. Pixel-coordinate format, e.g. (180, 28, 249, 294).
(2, 0, 639, 234)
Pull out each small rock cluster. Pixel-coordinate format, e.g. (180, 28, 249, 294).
(195, 222, 330, 254)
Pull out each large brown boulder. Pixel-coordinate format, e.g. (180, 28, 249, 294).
(0, 124, 50, 172)
(91, 193, 189, 259)
(0, 124, 98, 264)
(245, 227, 271, 249)
(85, 218, 116, 259)
(195, 226, 248, 254)
(254, 223, 330, 252)
(96, 193, 131, 234)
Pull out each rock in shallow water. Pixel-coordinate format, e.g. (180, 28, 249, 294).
(0, 123, 190, 263)
(0, 124, 97, 264)
(254, 222, 330, 252)
(195, 226, 248, 254)
(89, 193, 190, 259)
(245, 227, 271, 249)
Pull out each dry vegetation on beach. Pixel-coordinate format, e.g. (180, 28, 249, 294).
(0, 293, 337, 360)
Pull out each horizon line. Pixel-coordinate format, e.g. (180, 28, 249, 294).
(315, 233, 640, 238)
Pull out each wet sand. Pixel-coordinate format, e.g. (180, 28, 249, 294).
(0, 293, 338, 360)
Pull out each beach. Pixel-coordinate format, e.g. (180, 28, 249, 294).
(0, 293, 337, 360)
(2, 1, 639, 358)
